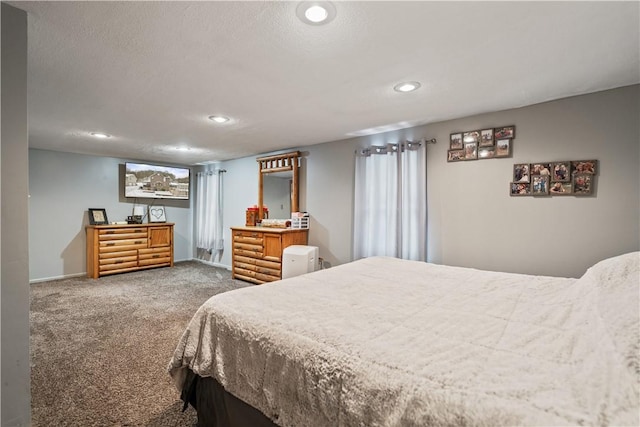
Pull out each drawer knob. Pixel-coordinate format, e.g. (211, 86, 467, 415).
(152, 254, 160, 258)
(135, 241, 143, 244)
(115, 260, 123, 264)
(106, 243, 115, 246)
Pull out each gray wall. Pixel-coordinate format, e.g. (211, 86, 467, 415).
(218, 85, 639, 278)
(27, 86, 640, 280)
(29, 149, 194, 281)
(1, 3, 31, 425)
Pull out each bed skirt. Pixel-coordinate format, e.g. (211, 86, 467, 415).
(180, 368, 278, 427)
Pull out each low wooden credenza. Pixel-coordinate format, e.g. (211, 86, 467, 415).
(231, 226, 308, 284)
(86, 223, 174, 278)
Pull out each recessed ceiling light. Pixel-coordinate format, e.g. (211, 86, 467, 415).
(208, 115, 230, 124)
(296, 1, 336, 25)
(393, 82, 421, 93)
(90, 132, 111, 138)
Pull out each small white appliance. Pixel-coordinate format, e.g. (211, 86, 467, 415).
(282, 245, 319, 279)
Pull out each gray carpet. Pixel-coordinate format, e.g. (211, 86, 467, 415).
(30, 261, 252, 426)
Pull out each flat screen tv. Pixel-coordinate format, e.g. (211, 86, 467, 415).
(125, 162, 190, 200)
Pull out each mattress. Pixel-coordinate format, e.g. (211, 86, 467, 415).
(168, 252, 639, 426)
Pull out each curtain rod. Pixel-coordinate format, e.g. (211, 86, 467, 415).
(354, 138, 437, 155)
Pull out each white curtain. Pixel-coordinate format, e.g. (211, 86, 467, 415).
(353, 141, 426, 261)
(196, 170, 224, 259)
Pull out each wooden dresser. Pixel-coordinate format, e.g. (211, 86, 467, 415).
(86, 223, 174, 278)
(231, 226, 308, 284)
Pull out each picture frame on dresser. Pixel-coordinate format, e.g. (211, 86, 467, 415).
(148, 206, 167, 223)
(88, 208, 109, 225)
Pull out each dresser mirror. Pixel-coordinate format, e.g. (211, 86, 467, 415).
(257, 151, 299, 221)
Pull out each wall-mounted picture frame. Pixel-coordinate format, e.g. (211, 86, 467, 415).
(447, 149, 465, 162)
(531, 163, 551, 176)
(462, 130, 480, 144)
(478, 146, 495, 159)
(573, 174, 593, 195)
(551, 162, 570, 182)
(464, 142, 478, 160)
(510, 182, 531, 196)
(148, 205, 167, 223)
(513, 163, 530, 182)
(571, 160, 597, 175)
(495, 125, 515, 139)
(450, 133, 463, 150)
(550, 182, 572, 195)
(479, 129, 494, 147)
(88, 208, 109, 225)
(495, 139, 511, 157)
(531, 175, 550, 195)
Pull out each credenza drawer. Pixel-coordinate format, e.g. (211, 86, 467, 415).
(139, 249, 171, 261)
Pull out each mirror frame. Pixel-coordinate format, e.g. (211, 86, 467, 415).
(257, 151, 300, 220)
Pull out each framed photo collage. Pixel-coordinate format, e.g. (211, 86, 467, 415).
(510, 160, 597, 197)
(448, 125, 514, 162)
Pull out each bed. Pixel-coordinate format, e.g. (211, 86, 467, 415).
(168, 252, 639, 427)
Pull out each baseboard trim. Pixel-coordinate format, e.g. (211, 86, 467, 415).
(29, 258, 231, 283)
(30, 272, 86, 284)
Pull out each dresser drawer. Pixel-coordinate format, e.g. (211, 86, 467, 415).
(235, 267, 256, 278)
(233, 235, 263, 245)
(139, 247, 171, 256)
(255, 271, 280, 282)
(139, 250, 171, 261)
(100, 238, 148, 248)
(234, 248, 263, 258)
(234, 242, 262, 252)
(255, 259, 281, 270)
(99, 261, 138, 272)
(139, 256, 171, 267)
(99, 255, 138, 266)
(233, 230, 263, 239)
(255, 265, 280, 277)
(99, 230, 147, 240)
(99, 250, 138, 260)
(234, 262, 257, 272)
(234, 255, 257, 265)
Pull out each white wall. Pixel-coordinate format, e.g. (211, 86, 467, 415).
(217, 85, 639, 278)
(1, 3, 31, 425)
(28, 150, 194, 281)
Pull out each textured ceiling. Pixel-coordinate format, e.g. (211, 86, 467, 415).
(9, 1, 640, 165)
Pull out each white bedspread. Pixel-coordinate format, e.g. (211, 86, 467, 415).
(168, 253, 640, 426)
